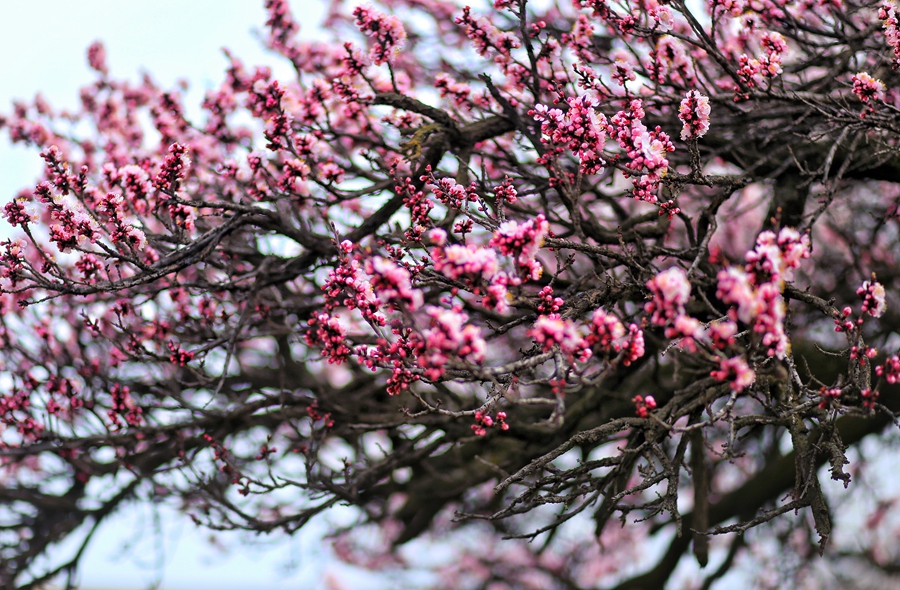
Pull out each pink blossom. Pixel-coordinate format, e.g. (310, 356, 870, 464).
(353, 5, 407, 65)
(716, 267, 761, 325)
(711, 356, 755, 392)
(852, 72, 885, 103)
(645, 267, 691, 326)
(490, 214, 549, 280)
(622, 324, 646, 366)
(532, 95, 608, 175)
(708, 320, 738, 350)
(365, 257, 423, 311)
(456, 6, 520, 62)
(87, 41, 108, 75)
(745, 227, 810, 284)
(432, 244, 499, 283)
(529, 315, 591, 361)
(587, 308, 626, 352)
(434, 73, 472, 107)
(881, 1, 900, 68)
(419, 306, 486, 379)
(678, 90, 711, 141)
(857, 280, 887, 317)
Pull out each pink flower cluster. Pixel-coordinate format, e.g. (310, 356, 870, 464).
(419, 306, 487, 380)
(357, 329, 421, 396)
(306, 312, 352, 364)
(818, 386, 842, 409)
(532, 95, 608, 175)
(472, 410, 509, 436)
(644, 0, 675, 31)
(432, 243, 499, 284)
(645, 267, 691, 327)
(609, 100, 674, 203)
(353, 5, 407, 66)
(529, 315, 591, 362)
(880, 1, 900, 69)
(744, 227, 810, 284)
(322, 244, 384, 325)
(118, 164, 153, 214)
(492, 178, 518, 205)
(877, 355, 900, 384)
(365, 257, 423, 311)
(857, 279, 887, 318)
(456, 6, 521, 62)
(678, 90, 711, 141)
(278, 158, 311, 196)
(565, 14, 599, 63)
(3, 198, 31, 227)
(489, 214, 549, 280)
(153, 142, 191, 195)
(861, 388, 879, 410)
(168, 341, 195, 366)
(434, 73, 472, 107)
(632, 394, 656, 418)
(428, 175, 477, 209)
(734, 32, 788, 99)
(646, 268, 759, 391)
(574, 0, 637, 34)
(716, 228, 810, 359)
(87, 40, 109, 75)
(264, 0, 300, 59)
(711, 356, 755, 392)
(851, 72, 885, 104)
(537, 286, 564, 315)
(611, 52, 637, 87)
(649, 37, 697, 88)
(581, 305, 646, 366)
(427, 229, 521, 314)
(108, 383, 142, 428)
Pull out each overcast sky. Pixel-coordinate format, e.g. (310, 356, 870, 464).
(0, 2, 380, 589)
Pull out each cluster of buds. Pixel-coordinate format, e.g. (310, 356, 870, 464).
(633, 394, 657, 418)
(645, 267, 691, 327)
(306, 400, 335, 429)
(532, 95, 608, 176)
(876, 354, 900, 384)
(418, 306, 487, 380)
(850, 345, 878, 366)
(860, 388, 879, 411)
(472, 410, 509, 436)
(833, 306, 862, 334)
(108, 383, 142, 428)
(536, 286, 564, 315)
(818, 387, 842, 409)
(167, 341, 195, 366)
(365, 256, 423, 311)
(427, 175, 478, 209)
